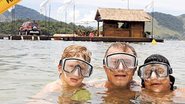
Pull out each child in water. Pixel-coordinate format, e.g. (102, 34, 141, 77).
(29, 45, 93, 104)
(137, 54, 185, 103)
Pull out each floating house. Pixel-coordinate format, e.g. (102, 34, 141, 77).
(95, 8, 151, 38)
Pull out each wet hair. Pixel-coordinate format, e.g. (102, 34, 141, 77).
(61, 45, 92, 63)
(104, 42, 137, 58)
(141, 54, 175, 90)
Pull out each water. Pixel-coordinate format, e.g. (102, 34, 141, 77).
(0, 40, 185, 104)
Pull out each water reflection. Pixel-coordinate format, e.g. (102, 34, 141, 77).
(1, 40, 185, 104)
(136, 90, 173, 103)
(100, 89, 137, 104)
(58, 88, 91, 104)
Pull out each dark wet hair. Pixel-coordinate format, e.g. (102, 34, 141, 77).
(141, 54, 175, 90)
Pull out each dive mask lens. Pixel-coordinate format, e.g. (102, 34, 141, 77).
(105, 53, 137, 70)
(139, 63, 169, 79)
(62, 58, 93, 77)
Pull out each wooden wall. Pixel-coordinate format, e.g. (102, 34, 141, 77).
(102, 20, 145, 38)
(130, 22, 144, 37)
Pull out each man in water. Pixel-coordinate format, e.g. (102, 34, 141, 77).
(93, 42, 140, 103)
(102, 42, 139, 90)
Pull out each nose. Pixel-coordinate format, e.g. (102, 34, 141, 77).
(117, 61, 127, 70)
(72, 67, 81, 77)
(150, 71, 157, 79)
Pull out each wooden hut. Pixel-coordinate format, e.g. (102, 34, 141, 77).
(95, 8, 151, 38)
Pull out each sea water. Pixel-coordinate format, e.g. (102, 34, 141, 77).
(0, 40, 185, 104)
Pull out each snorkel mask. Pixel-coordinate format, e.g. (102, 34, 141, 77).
(103, 52, 138, 71)
(138, 61, 172, 79)
(59, 58, 93, 77)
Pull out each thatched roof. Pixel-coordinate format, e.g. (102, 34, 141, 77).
(95, 8, 151, 22)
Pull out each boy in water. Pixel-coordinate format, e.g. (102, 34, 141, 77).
(138, 54, 175, 92)
(137, 54, 185, 103)
(29, 45, 93, 104)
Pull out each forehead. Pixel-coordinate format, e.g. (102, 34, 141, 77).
(68, 56, 85, 61)
(107, 47, 134, 56)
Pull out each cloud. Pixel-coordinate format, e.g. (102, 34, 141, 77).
(77, 10, 96, 23)
(57, 8, 80, 23)
(19, 0, 185, 24)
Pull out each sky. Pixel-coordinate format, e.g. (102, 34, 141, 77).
(18, 0, 185, 26)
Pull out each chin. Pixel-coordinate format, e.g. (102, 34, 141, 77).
(114, 81, 128, 87)
(151, 89, 162, 93)
(151, 87, 168, 93)
(69, 83, 81, 87)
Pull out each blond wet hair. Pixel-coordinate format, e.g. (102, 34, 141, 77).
(61, 45, 92, 62)
(104, 42, 137, 58)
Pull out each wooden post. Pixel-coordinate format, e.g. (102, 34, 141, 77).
(97, 21, 99, 36)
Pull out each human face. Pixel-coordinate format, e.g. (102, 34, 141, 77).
(144, 75, 171, 92)
(58, 57, 93, 87)
(104, 47, 136, 88)
(139, 62, 171, 92)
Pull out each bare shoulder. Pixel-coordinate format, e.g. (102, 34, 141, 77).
(34, 80, 61, 98)
(171, 88, 185, 103)
(173, 88, 185, 96)
(26, 80, 61, 104)
(85, 79, 106, 88)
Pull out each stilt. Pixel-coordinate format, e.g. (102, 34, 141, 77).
(37, 36, 40, 40)
(32, 36, 34, 40)
(21, 36, 23, 40)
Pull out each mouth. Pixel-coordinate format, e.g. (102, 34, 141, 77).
(70, 78, 79, 83)
(151, 83, 161, 86)
(114, 74, 127, 79)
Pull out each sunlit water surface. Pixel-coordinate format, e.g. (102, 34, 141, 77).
(0, 40, 185, 104)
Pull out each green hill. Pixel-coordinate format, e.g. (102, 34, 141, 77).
(0, 5, 56, 22)
(0, 5, 93, 36)
(145, 12, 185, 40)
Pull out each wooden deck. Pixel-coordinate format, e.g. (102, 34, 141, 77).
(0, 35, 164, 42)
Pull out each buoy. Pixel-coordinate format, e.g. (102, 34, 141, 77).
(151, 38, 157, 45)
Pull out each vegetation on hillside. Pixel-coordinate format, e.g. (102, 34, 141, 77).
(0, 19, 94, 36)
(153, 12, 184, 33)
(145, 12, 185, 40)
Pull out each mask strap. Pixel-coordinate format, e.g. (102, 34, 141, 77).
(59, 73, 62, 78)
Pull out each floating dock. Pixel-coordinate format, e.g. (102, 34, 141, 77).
(0, 35, 164, 42)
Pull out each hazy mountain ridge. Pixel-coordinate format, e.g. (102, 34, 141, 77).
(0, 5, 56, 22)
(145, 12, 185, 39)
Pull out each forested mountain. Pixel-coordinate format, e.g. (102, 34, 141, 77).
(0, 5, 56, 22)
(0, 5, 93, 36)
(145, 12, 185, 40)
